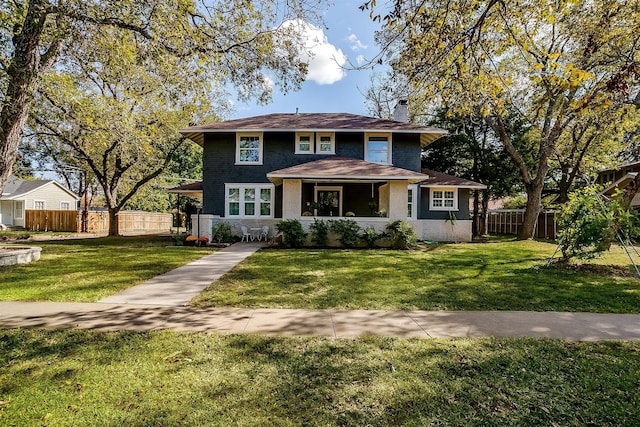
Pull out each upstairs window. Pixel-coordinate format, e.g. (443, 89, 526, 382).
(236, 133, 263, 164)
(430, 188, 458, 211)
(317, 133, 335, 154)
(365, 133, 391, 164)
(295, 132, 314, 154)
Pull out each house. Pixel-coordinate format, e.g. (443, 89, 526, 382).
(0, 176, 79, 229)
(176, 111, 486, 242)
(596, 161, 640, 207)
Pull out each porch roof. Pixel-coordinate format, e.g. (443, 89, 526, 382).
(166, 181, 203, 198)
(267, 157, 430, 185)
(419, 169, 487, 189)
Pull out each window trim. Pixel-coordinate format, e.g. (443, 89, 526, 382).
(364, 132, 392, 164)
(224, 183, 274, 218)
(14, 200, 23, 219)
(316, 132, 335, 155)
(314, 185, 343, 217)
(60, 201, 71, 210)
(295, 132, 315, 154)
(408, 184, 418, 219)
(235, 132, 263, 165)
(33, 200, 46, 210)
(429, 187, 458, 211)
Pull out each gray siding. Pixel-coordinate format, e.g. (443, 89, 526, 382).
(418, 187, 471, 220)
(202, 131, 422, 215)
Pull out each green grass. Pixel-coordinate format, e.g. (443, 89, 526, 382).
(1, 329, 639, 426)
(193, 240, 640, 313)
(0, 236, 215, 302)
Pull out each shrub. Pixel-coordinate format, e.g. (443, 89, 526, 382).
(309, 218, 329, 247)
(169, 231, 188, 246)
(385, 220, 417, 250)
(361, 227, 380, 248)
(211, 221, 235, 244)
(275, 219, 307, 248)
(329, 219, 361, 248)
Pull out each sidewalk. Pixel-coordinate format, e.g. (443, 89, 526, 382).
(98, 241, 265, 306)
(1, 301, 639, 341)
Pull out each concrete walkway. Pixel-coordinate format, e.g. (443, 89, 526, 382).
(1, 301, 640, 341)
(98, 241, 265, 306)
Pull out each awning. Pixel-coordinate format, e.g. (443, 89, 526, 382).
(166, 181, 203, 198)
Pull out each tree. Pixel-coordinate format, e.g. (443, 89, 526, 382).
(363, 0, 640, 238)
(0, 0, 315, 197)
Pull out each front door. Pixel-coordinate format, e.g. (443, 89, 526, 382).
(315, 186, 342, 217)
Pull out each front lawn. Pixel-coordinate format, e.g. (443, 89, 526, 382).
(0, 236, 215, 302)
(192, 240, 640, 313)
(1, 329, 638, 426)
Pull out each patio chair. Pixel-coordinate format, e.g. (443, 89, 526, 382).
(241, 226, 252, 242)
(259, 225, 269, 242)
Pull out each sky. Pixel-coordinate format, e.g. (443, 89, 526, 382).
(230, 1, 385, 119)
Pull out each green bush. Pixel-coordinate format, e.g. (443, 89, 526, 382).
(169, 231, 188, 246)
(275, 219, 307, 248)
(329, 219, 361, 248)
(309, 218, 329, 247)
(360, 227, 380, 248)
(385, 220, 418, 250)
(211, 221, 235, 244)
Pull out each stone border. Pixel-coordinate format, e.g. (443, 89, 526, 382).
(0, 246, 42, 267)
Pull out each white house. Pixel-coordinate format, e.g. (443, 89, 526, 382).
(0, 176, 79, 229)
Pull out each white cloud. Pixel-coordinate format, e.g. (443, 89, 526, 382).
(356, 54, 366, 65)
(283, 20, 347, 85)
(347, 33, 368, 51)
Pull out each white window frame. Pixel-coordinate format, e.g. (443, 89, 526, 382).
(60, 201, 71, 210)
(235, 132, 263, 165)
(429, 187, 458, 211)
(14, 200, 23, 219)
(408, 184, 418, 219)
(316, 132, 335, 155)
(365, 132, 392, 164)
(33, 200, 46, 210)
(295, 132, 315, 154)
(314, 185, 343, 217)
(225, 183, 274, 218)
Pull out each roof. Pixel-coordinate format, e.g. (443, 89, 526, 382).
(602, 172, 637, 196)
(166, 181, 203, 198)
(179, 113, 447, 147)
(1, 176, 79, 200)
(598, 160, 640, 174)
(267, 157, 430, 185)
(419, 169, 486, 189)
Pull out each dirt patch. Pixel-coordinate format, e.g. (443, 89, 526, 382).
(552, 260, 638, 278)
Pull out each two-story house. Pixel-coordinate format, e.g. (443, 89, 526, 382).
(173, 111, 485, 242)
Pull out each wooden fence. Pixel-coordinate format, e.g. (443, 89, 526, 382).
(25, 210, 172, 234)
(487, 210, 559, 240)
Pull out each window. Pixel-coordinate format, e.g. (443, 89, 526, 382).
(407, 185, 418, 219)
(365, 133, 391, 164)
(60, 201, 71, 210)
(34, 200, 45, 210)
(236, 133, 263, 164)
(225, 184, 274, 218)
(295, 132, 314, 154)
(317, 133, 335, 154)
(14, 201, 23, 219)
(430, 188, 458, 211)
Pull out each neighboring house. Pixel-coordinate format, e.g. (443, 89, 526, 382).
(175, 111, 486, 242)
(596, 161, 640, 207)
(0, 176, 79, 228)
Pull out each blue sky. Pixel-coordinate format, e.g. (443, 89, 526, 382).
(230, 1, 384, 119)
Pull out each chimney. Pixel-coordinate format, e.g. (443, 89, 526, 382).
(393, 99, 409, 122)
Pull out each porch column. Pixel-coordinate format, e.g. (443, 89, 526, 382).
(388, 180, 409, 220)
(282, 179, 302, 219)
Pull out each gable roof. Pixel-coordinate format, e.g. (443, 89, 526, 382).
(180, 113, 447, 147)
(267, 157, 430, 185)
(419, 169, 486, 189)
(1, 176, 79, 200)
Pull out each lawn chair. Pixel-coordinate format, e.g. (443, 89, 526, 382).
(241, 226, 252, 242)
(259, 225, 269, 242)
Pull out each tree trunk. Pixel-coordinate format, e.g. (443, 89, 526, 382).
(520, 186, 543, 239)
(108, 207, 120, 236)
(472, 190, 480, 237)
(480, 190, 489, 236)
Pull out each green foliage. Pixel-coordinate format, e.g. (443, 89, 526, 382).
(328, 219, 361, 248)
(169, 230, 188, 246)
(502, 195, 528, 209)
(275, 219, 307, 248)
(211, 221, 235, 244)
(309, 218, 329, 247)
(558, 187, 640, 260)
(385, 220, 417, 250)
(360, 227, 380, 248)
